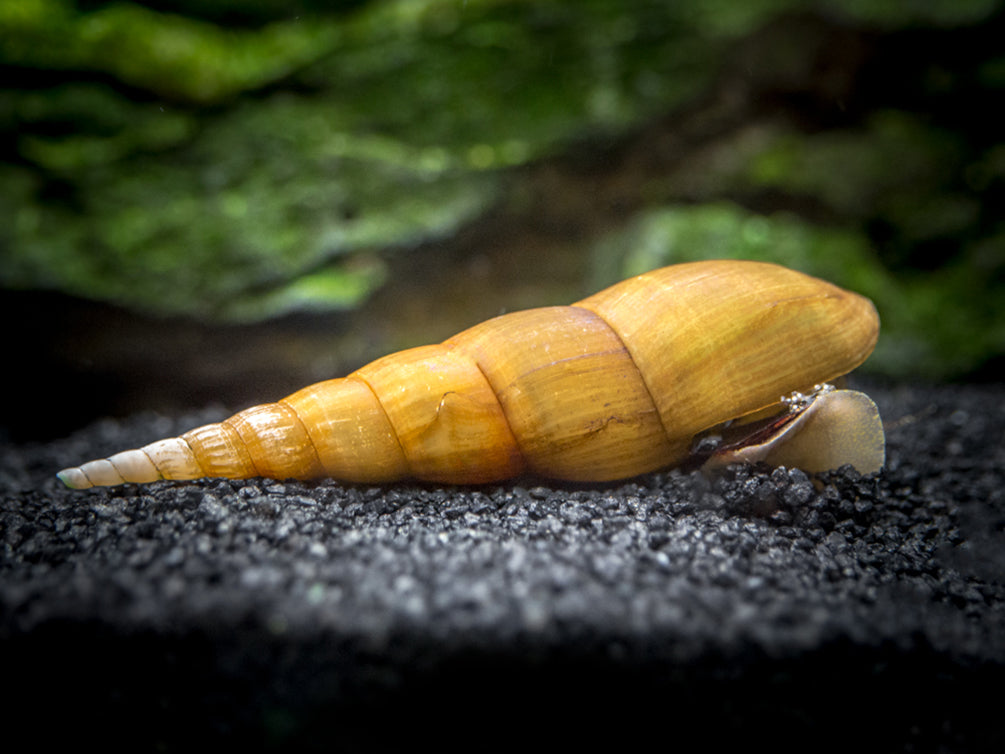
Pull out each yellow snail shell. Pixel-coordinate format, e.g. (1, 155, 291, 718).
(57, 260, 882, 489)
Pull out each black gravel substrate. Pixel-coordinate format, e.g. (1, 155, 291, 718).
(2, 382, 1003, 752)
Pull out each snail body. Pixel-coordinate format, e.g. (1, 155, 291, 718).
(57, 260, 881, 489)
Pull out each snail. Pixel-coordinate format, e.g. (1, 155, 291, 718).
(57, 260, 884, 490)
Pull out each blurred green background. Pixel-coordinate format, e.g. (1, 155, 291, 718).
(2, 0, 1003, 440)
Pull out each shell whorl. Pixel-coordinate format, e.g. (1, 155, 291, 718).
(57, 260, 880, 489)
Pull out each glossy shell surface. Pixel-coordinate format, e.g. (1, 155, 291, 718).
(58, 260, 881, 489)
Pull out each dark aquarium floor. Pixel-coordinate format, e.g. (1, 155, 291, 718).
(2, 381, 1003, 752)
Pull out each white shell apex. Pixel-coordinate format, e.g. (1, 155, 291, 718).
(57, 438, 203, 490)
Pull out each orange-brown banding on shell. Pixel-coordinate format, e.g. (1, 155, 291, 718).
(183, 423, 258, 479)
(284, 377, 411, 483)
(227, 402, 325, 481)
(450, 306, 676, 481)
(355, 344, 525, 483)
(577, 261, 879, 445)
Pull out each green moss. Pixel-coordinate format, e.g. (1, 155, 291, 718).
(0, 0, 340, 103)
(980, 55, 1005, 87)
(2, 0, 763, 320)
(293, 0, 727, 163)
(746, 112, 967, 223)
(2, 0, 1002, 344)
(827, 0, 1002, 27)
(590, 202, 878, 288)
(225, 259, 388, 322)
(2, 97, 499, 319)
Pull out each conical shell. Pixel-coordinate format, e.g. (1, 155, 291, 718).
(57, 260, 880, 489)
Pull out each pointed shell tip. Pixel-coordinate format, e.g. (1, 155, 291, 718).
(57, 467, 92, 490)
